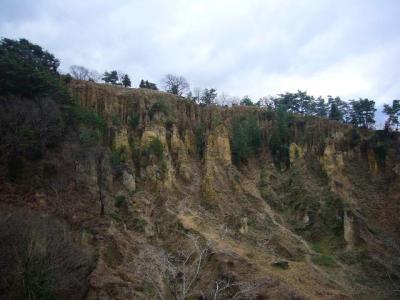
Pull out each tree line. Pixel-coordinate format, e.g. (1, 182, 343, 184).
(0, 36, 386, 131)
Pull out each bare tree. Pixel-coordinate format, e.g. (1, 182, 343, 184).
(162, 74, 190, 96)
(88, 69, 102, 82)
(70, 65, 90, 80)
(136, 234, 210, 300)
(205, 278, 269, 300)
(192, 87, 202, 103)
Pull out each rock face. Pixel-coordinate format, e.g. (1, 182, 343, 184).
(2, 81, 399, 300)
(122, 170, 135, 193)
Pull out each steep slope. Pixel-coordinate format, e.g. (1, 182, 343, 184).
(1, 81, 399, 299)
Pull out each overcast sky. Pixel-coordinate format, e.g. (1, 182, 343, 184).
(1, 0, 399, 124)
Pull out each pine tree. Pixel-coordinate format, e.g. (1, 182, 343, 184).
(350, 98, 376, 128)
(383, 100, 400, 130)
(122, 74, 131, 87)
(102, 70, 118, 85)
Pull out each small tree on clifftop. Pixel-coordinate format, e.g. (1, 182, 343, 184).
(162, 74, 189, 96)
(102, 70, 119, 85)
(122, 74, 131, 87)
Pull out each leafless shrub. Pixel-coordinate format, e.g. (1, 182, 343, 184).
(0, 211, 94, 300)
(136, 234, 211, 300)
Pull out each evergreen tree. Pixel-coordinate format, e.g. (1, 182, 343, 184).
(0, 38, 62, 98)
(315, 96, 329, 117)
(269, 106, 290, 169)
(231, 115, 261, 164)
(102, 70, 119, 85)
(122, 74, 131, 87)
(240, 96, 254, 106)
(200, 88, 217, 105)
(350, 98, 376, 128)
(383, 100, 400, 130)
(139, 79, 158, 90)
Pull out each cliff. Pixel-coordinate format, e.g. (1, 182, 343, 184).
(1, 80, 399, 299)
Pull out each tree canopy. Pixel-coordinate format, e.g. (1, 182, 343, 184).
(122, 74, 131, 87)
(102, 70, 119, 85)
(0, 38, 63, 98)
(350, 98, 376, 129)
(139, 79, 158, 90)
(383, 100, 400, 130)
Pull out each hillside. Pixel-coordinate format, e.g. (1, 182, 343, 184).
(1, 80, 400, 299)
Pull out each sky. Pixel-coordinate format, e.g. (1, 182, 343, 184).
(1, 0, 399, 125)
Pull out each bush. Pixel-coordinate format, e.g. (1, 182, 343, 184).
(79, 127, 101, 146)
(146, 137, 164, 159)
(129, 112, 140, 129)
(165, 116, 175, 131)
(0, 211, 93, 300)
(73, 105, 107, 133)
(149, 99, 170, 119)
(111, 146, 128, 177)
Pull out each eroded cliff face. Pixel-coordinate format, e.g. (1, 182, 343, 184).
(2, 81, 399, 299)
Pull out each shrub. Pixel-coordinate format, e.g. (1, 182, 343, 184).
(129, 112, 140, 129)
(111, 146, 128, 177)
(0, 211, 93, 300)
(73, 105, 107, 133)
(165, 116, 175, 131)
(149, 99, 170, 119)
(79, 127, 101, 146)
(146, 137, 164, 159)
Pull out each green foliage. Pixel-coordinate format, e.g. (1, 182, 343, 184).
(129, 112, 140, 129)
(195, 125, 206, 159)
(240, 96, 254, 106)
(165, 116, 176, 131)
(231, 114, 261, 164)
(269, 107, 290, 168)
(0, 38, 70, 101)
(149, 99, 170, 119)
(139, 79, 158, 90)
(312, 254, 337, 267)
(111, 146, 128, 177)
(348, 128, 361, 148)
(146, 137, 164, 159)
(200, 88, 217, 105)
(102, 70, 119, 85)
(122, 74, 131, 87)
(383, 99, 400, 130)
(73, 105, 107, 133)
(75, 107, 107, 147)
(109, 212, 122, 222)
(79, 127, 101, 146)
(350, 98, 376, 128)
